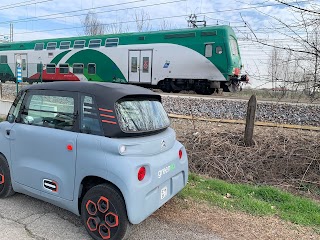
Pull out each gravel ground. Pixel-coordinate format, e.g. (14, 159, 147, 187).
(157, 198, 320, 240)
(162, 96, 320, 127)
(1, 83, 319, 127)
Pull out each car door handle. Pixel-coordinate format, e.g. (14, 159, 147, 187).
(6, 130, 10, 136)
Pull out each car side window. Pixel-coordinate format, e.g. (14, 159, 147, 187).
(80, 95, 103, 135)
(7, 90, 25, 122)
(19, 92, 76, 131)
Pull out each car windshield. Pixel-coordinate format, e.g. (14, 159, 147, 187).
(115, 99, 170, 132)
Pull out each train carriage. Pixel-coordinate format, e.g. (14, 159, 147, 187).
(0, 25, 247, 94)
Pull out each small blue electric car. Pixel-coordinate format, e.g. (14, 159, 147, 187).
(0, 82, 188, 240)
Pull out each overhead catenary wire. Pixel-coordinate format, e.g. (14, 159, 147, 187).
(0, 0, 315, 29)
(9, 0, 319, 37)
(0, 0, 150, 25)
(0, 0, 53, 11)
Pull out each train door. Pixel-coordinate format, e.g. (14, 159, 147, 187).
(128, 50, 152, 83)
(14, 54, 28, 79)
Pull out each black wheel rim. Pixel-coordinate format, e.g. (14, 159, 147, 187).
(85, 196, 120, 240)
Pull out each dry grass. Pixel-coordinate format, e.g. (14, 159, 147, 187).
(171, 119, 320, 198)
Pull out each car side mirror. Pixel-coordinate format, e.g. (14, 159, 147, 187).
(7, 114, 15, 123)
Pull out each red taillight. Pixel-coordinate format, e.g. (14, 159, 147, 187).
(179, 149, 183, 159)
(138, 167, 146, 181)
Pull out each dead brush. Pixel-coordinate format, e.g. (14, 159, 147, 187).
(172, 119, 320, 195)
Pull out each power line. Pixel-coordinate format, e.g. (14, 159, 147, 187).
(1, 0, 314, 28)
(275, 0, 320, 15)
(0, 0, 147, 25)
(0, 0, 53, 11)
(9, 0, 317, 37)
(0, 0, 185, 25)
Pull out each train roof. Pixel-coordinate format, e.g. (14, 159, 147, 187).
(0, 25, 236, 51)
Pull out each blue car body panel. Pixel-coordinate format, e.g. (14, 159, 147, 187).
(0, 82, 188, 226)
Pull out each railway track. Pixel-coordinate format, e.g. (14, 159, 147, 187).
(0, 82, 319, 128)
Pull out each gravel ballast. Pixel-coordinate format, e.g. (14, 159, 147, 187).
(162, 96, 320, 127)
(1, 83, 319, 127)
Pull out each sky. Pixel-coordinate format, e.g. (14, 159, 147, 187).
(0, 0, 317, 88)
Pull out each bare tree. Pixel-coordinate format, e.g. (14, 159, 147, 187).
(158, 19, 173, 31)
(134, 9, 151, 32)
(82, 11, 105, 36)
(106, 21, 129, 34)
(242, 1, 320, 101)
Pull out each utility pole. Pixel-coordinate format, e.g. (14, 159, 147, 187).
(187, 14, 206, 28)
(10, 23, 13, 42)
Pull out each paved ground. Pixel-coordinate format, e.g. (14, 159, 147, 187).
(0, 193, 220, 240)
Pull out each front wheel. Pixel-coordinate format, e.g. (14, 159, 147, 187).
(0, 155, 15, 198)
(81, 184, 130, 240)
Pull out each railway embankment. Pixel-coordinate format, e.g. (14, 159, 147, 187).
(162, 95, 320, 127)
(1, 83, 319, 127)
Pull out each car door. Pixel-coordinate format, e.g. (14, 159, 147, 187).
(9, 89, 78, 201)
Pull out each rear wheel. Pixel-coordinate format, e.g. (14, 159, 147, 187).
(81, 184, 130, 240)
(0, 155, 15, 198)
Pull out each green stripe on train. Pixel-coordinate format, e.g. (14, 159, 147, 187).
(66, 49, 126, 82)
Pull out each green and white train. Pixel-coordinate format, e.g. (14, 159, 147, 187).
(0, 25, 247, 94)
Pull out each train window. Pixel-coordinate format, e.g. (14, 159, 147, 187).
(105, 38, 119, 47)
(205, 44, 213, 58)
(46, 64, 56, 74)
(21, 59, 26, 70)
(47, 42, 57, 50)
(60, 41, 71, 50)
(0, 55, 7, 64)
(131, 57, 138, 73)
(73, 63, 84, 74)
(34, 43, 44, 51)
(59, 64, 69, 74)
(89, 39, 101, 48)
(216, 46, 223, 54)
(142, 57, 149, 73)
(88, 63, 96, 75)
(74, 40, 86, 49)
(230, 37, 239, 56)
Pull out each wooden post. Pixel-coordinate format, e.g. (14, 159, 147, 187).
(244, 95, 257, 146)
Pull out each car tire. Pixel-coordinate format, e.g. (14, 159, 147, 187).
(0, 155, 15, 198)
(81, 184, 130, 240)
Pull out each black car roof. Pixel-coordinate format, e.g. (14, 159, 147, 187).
(23, 81, 159, 99)
(22, 82, 163, 138)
